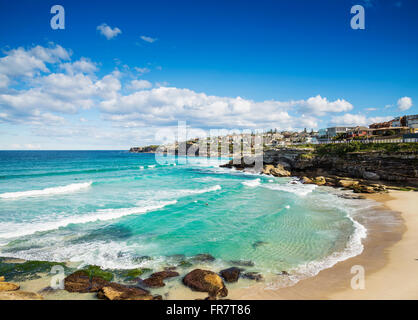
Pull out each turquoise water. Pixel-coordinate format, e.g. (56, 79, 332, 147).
(0, 151, 367, 281)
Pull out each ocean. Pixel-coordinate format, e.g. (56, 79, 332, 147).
(0, 150, 370, 286)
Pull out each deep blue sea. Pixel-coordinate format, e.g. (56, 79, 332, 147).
(0, 151, 369, 284)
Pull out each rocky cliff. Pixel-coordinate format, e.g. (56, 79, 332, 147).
(221, 146, 418, 192)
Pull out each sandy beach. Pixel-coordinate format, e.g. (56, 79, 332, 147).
(229, 190, 418, 300)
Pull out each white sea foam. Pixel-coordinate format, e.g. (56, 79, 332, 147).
(0, 200, 177, 239)
(179, 185, 221, 195)
(148, 165, 156, 168)
(242, 178, 261, 187)
(0, 182, 93, 199)
(263, 182, 316, 197)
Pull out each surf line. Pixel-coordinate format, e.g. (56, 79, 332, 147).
(166, 304, 200, 318)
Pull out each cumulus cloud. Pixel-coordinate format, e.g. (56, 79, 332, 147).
(397, 96, 412, 111)
(0, 44, 71, 78)
(129, 79, 152, 90)
(97, 23, 122, 40)
(295, 95, 353, 116)
(140, 35, 157, 43)
(99, 86, 326, 129)
(60, 57, 98, 75)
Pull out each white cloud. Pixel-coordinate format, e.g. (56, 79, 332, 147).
(330, 113, 393, 127)
(97, 23, 122, 40)
(397, 96, 412, 111)
(60, 57, 98, 75)
(0, 44, 71, 78)
(295, 95, 353, 116)
(134, 67, 150, 75)
(0, 74, 9, 88)
(140, 35, 157, 43)
(129, 79, 152, 90)
(99, 86, 330, 129)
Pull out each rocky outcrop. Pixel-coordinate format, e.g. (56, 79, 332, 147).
(263, 164, 291, 177)
(220, 267, 241, 283)
(141, 270, 179, 288)
(223, 148, 418, 192)
(64, 271, 110, 293)
(97, 282, 152, 300)
(183, 269, 228, 298)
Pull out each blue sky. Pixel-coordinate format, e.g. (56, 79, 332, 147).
(0, 0, 417, 149)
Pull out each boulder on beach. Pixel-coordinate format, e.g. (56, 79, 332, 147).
(300, 176, 313, 184)
(142, 270, 179, 288)
(241, 272, 263, 282)
(97, 282, 151, 300)
(64, 270, 110, 293)
(183, 269, 228, 298)
(337, 179, 359, 188)
(220, 267, 242, 283)
(0, 282, 20, 292)
(312, 176, 326, 185)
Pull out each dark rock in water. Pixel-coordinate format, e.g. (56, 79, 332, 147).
(97, 282, 151, 300)
(178, 260, 193, 268)
(132, 255, 153, 263)
(142, 270, 179, 288)
(64, 271, 111, 293)
(183, 269, 228, 298)
(241, 272, 263, 282)
(252, 241, 268, 249)
(192, 254, 216, 262)
(229, 260, 254, 267)
(278, 271, 289, 276)
(220, 267, 242, 283)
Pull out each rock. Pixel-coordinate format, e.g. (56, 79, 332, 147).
(252, 241, 268, 248)
(0, 282, 20, 292)
(279, 271, 289, 276)
(142, 270, 179, 288)
(300, 176, 313, 184)
(64, 270, 110, 293)
(183, 269, 228, 298)
(352, 185, 376, 194)
(229, 260, 254, 267)
(97, 282, 151, 300)
(241, 272, 263, 282)
(191, 254, 216, 262)
(0, 291, 43, 300)
(363, 171, 380, 180)
(312, 176, 326, 185)
(220, 267, 241, 283)
(270, 165, 291, 177)
(338, 179, 359, 188)
(0, 276, 5, 282)
(262, 165, 275, 175)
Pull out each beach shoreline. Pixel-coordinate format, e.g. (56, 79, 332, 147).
(2, 190, 417, 300)
(228, 190, 418, 300)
